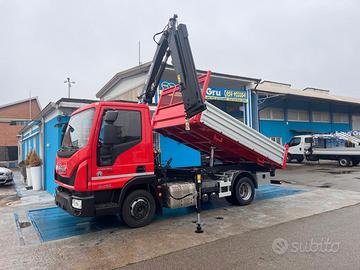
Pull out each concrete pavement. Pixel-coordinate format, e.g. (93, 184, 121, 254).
(1, 164, 360, 269)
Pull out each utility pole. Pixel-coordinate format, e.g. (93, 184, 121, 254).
(64, 77, 75, 98)
(29, 90, 32, 120)
(138, 40, 142, 66)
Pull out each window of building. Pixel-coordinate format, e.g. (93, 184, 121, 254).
(269, 137, 282, 145)
(288, 109, 309, 122)
(260, 108, 284, 120)
(9, 120, 30, 126)
(312, 111, 330, 122)
(333, 112, 349, 124)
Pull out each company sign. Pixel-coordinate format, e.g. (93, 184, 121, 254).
(159, 80, 248, 103)
(205, 87, 248, 103)
(347, 130, 360, 138)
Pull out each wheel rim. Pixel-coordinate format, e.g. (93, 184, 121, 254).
(130, 198, 150, 220)
(340, 159, 348, 166)
(239, 182, 252, 201)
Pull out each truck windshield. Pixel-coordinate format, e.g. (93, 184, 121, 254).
(61, 108, 95, 149)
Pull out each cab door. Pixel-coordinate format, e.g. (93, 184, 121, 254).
(288, 136, 302, 155)
(90, 105, 154, 191)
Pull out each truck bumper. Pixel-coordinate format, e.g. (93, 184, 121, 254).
(55, 187, 96, 217)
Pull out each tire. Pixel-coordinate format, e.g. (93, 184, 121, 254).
(233, 177, 255, 206)
(296, 156, 304, 163)
(338, 157, 351, 167)
(287, 155, 292, 163)
(121, 189, 156, 228)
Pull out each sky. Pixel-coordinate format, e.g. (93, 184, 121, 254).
(0, 0, 359, 108)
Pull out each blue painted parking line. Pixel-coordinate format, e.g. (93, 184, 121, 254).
(28, 184, 305, 242)
(28, 207, 123, 242)
(256, 184, 305, 201)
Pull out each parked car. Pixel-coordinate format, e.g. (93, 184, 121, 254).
(0, 167, 13, 185)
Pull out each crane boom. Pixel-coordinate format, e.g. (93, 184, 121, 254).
(138, 15, 206, 119)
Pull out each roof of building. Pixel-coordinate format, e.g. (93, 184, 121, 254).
(18, 98, 96, 135)
(96, 62, 261, 99)
(0, 97, 41, 110)
(256, 81, 360, 105)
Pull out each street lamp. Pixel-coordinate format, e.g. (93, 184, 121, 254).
(64, 77, 75, 98)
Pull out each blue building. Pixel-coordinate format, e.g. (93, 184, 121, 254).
(18, 98, 94, 194)
(256, 81, 360, 144)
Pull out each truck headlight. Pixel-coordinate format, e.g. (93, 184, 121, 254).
(72, 199, 82, 209)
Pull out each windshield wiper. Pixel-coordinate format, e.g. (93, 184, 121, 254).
(61, 145, 79, 150)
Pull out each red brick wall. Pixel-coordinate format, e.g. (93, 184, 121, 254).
(0, 99, 41, 147)
(0, 99, 41, 119)
(0, 123, 22, 146)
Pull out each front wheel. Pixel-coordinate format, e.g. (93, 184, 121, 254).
(338, 157, 351, 167)
(121, 189, 156, 228)
(234, 177, 255, 206)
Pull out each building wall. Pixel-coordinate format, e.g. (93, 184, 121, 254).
(0, 99, 41, 164)
(44, 115, 68, 194)
(260, 120, 350, 144)
(259, 98, 353, 144)
(0, 99, 40, 119)
(21, 126, 40, 160)
(0, 123, 23, 146)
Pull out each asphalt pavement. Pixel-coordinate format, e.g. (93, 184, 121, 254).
(121, 203, 360, 270)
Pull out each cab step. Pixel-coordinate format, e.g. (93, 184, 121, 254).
(95, 203, 120, 216)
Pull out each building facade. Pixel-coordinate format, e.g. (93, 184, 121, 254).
(0, 97, 41, 167)
(256, 81, 360, 144)
(18, 98, 94, 194)
(97, 63, 360, 151)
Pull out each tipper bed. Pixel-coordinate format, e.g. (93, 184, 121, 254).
(152, 71, 288, 170)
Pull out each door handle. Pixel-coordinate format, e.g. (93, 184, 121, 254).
(136, 165, 146, 173)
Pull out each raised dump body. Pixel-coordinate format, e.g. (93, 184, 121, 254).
(152, 71, 288, 170)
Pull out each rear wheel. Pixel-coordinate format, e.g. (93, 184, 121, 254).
(233, 177, 255, 206)
(338, 157, 351, 167)
(296, 156, 304, 163)
(352, 160, 360, 166)
(121, 189, 156, 228)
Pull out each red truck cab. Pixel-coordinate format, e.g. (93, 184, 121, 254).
(55, 101, 157, 221)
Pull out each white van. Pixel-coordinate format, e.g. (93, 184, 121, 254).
(287, 135, 313, 163)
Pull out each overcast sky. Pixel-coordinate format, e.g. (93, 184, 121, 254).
(0, 0, 359, 108)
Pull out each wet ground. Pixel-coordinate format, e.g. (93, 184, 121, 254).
(277, 160, 360, 191)
(1, 163, 360, 269)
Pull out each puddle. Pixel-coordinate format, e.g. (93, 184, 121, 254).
(19, 221, 31, 228)
(0, 195, 20, 207)
(327, 171, 353, 175)
(316, 183, 332, 188)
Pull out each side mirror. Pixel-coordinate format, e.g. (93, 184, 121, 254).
(104, 110, 118, 123)
(103, 111, 119, 145)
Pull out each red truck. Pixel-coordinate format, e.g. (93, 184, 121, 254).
(55, 15, 287, 229)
